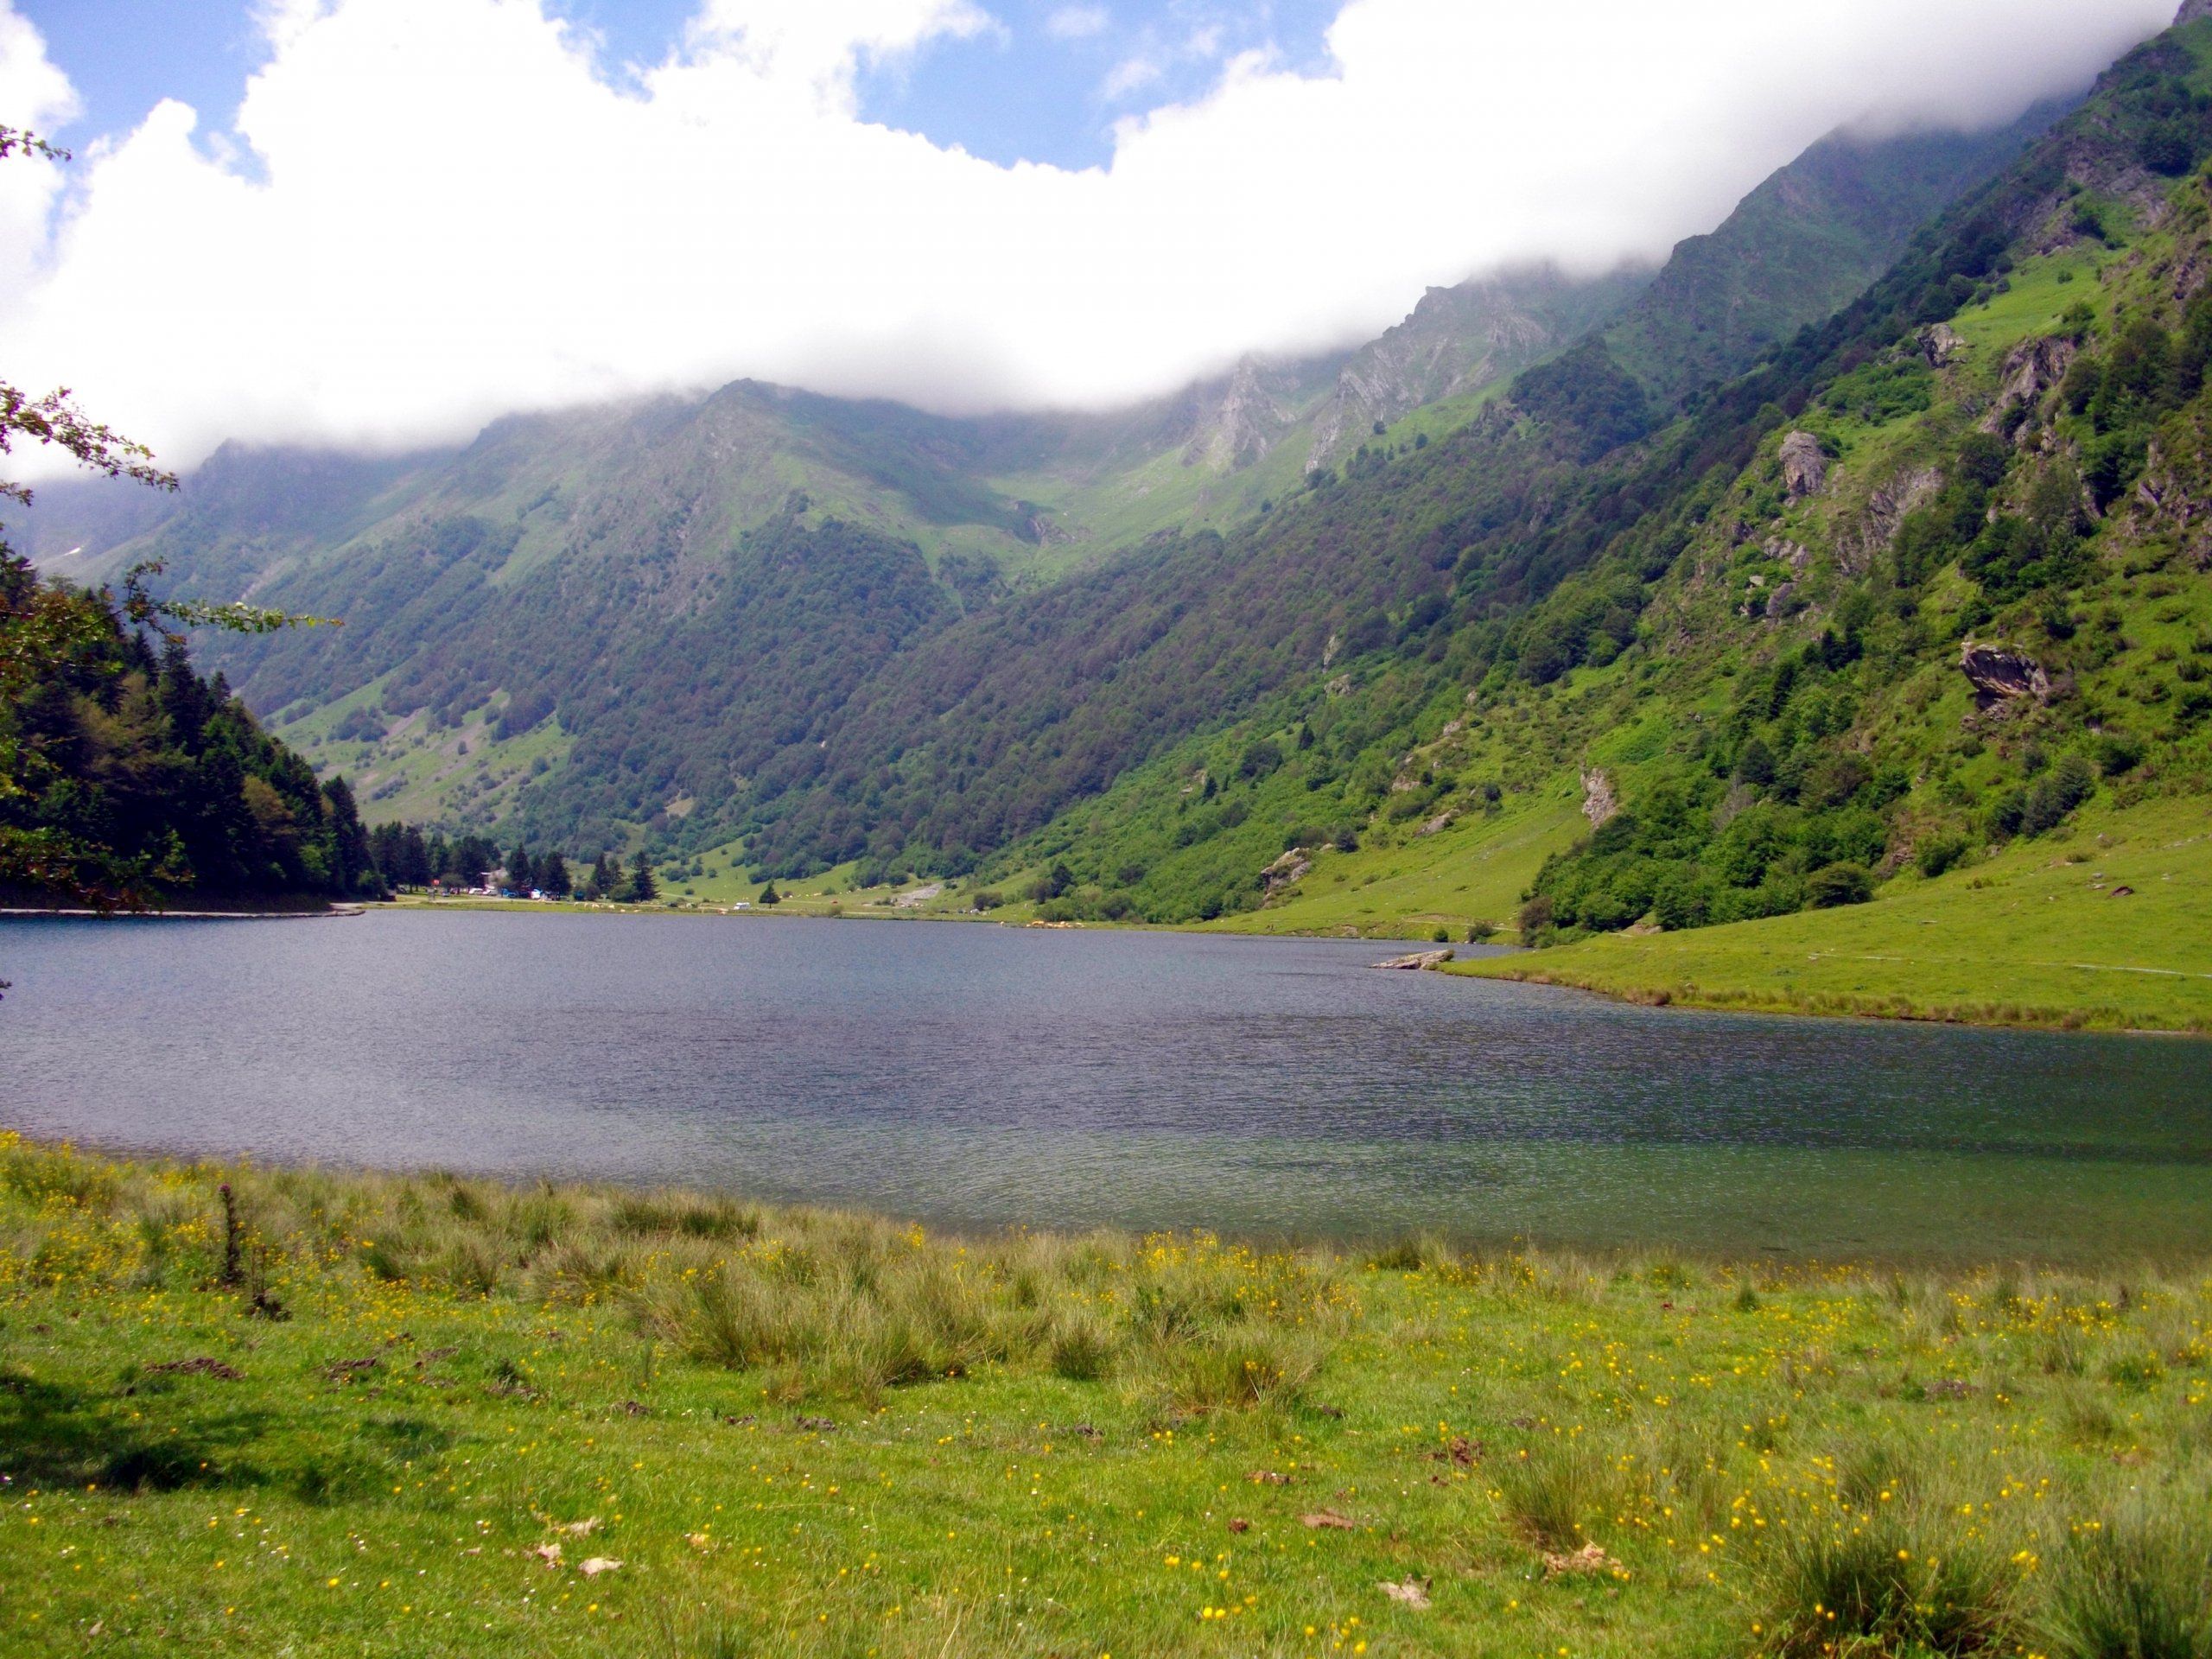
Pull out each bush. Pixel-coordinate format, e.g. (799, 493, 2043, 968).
(1916, 835, 1968, 879)
(969, 889, 1004, 911)
(2021, 755, 2097, 836)
(1654, 869, 1714, 931)
(1806, 862, 1873, 909)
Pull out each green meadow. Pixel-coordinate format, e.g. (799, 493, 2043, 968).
(1452, 798, 2212, 1034)
(3, 1136, 2209, 1656)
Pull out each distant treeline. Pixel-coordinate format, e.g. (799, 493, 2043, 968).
(364, 822, 659, 902)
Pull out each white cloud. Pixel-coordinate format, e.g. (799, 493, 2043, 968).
(1101, 51, 1164, 98)
(0, 0, 75, 300)
(0, 0, 2180, 470)
(1046, 4, 1110, 40)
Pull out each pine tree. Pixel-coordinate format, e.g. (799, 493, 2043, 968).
(506, 844, 533, 893)
(584, 852, 617, 899)
(626, 850, 658, 904)
(758, 881, 780, 906)
(537, 850, 570, 897)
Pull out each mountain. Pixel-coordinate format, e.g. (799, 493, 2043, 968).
(924, 6, 2212, 961)
(19, 73, 2113, 879)
(1604, 102, 2075, 407)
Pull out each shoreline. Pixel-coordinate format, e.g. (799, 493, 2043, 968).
(354, 897, 2211, 1039)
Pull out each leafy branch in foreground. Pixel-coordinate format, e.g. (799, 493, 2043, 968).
(0, 123, 67, 164)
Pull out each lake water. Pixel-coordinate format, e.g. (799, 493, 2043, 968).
(3, 912, 2208, 1263)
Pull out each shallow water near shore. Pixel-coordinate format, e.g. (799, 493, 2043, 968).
(3, 910, 2207, 1263)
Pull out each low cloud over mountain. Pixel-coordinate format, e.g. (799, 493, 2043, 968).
(0, 0, 2177, 467)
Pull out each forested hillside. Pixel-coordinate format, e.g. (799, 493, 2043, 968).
(0, 550, 379, 912)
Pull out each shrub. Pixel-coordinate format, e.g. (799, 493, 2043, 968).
(1917, 835, 1968, 879)
(1806, 862, 1873, 908)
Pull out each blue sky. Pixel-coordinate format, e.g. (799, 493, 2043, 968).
(19, 0, 1341, 170)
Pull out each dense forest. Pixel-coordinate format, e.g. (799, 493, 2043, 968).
(0, 548, 380, 910)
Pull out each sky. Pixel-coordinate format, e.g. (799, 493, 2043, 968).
(0, 0, 2183, 472)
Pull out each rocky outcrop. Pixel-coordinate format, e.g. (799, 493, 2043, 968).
(1916, 322, 1966, 367)
(1778, 432, 1828, 499)
(1306, 266, 1644, 469)
(1371, 949, 1453, 970)
(1181, 359, 1297, 473)
(1961, 642, 2051, 708)
(1261, 849, 1313, 893)
(1847, 466, 1944, 572)
(1980, 335, 2076, 435)
(1580, 768, 1620, 830)
(2179, 0, 2212, 25)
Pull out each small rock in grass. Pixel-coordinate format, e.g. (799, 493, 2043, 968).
(1541, 1542, 1618, 1577)
(1379, 1578, 1432, 1610)
(1301, 1511, 1356, 1531)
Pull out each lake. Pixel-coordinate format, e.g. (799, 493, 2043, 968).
(3, 911, 2208, 1263)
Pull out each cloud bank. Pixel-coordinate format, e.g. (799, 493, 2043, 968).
(0, 0, 2179, 468)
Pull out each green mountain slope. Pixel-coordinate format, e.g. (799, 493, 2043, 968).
(22, 79, 2112, 881)
(905, 12, 2209, 1032)
(1605, 103, 2071, 406)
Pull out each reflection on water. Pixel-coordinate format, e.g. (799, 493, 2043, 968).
(3, 912, 2207, 1262)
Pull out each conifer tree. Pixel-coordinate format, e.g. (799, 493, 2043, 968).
(584, 852, 617, 899)
(626, 850, 658, 903)
(758, 881, 780, 906)
(537, 849, 570, 897)
(505, 844, 533, 893)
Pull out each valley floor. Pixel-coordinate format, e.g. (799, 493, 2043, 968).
(1, 1138, 2208, 1657)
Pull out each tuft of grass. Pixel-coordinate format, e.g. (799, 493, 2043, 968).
(1761, 1517, 2019, 1657)
(2042, 1489, 2212, 1659)
(1497, 1444, 1623, 1549)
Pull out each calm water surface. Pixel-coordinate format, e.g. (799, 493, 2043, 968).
(3, 912, 2208, 1262)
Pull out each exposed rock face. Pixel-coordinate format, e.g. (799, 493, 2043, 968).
(1261, 849, 1313, 893)
(1778, 432, 1828, 499)
(1916, 322, 1967, 367)
(1372, 949, 1453, 970)
(1848, 466, 1944, 571)
(1580, 768, 1620, 830)
(2180, 0, 2212, 25)
(1980, 335, 2076, 435)
(1306, 266, 1646, 469)
(1961, 642, 2052, 708)
(1181, 358, 1297, 472)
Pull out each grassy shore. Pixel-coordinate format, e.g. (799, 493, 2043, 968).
(3, 1135, 2209, 1656)
(1450, 800, 2212, 1035)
